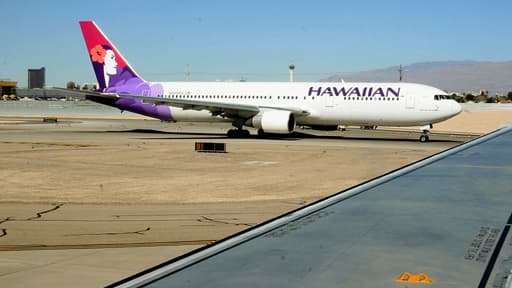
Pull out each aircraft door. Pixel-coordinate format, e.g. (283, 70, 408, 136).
(325, 95, 337, 108)
(405, 94, 415, 109)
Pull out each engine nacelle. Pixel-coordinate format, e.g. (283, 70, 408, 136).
(248, 110, 295, 134)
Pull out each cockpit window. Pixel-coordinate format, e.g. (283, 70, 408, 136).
(434, 94, 451, 100)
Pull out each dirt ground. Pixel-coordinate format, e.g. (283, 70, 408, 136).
(433, 110, 512, 133)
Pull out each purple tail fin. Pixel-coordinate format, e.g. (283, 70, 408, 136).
(79, 21, 163, 96)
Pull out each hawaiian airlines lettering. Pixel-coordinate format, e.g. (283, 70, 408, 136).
(308, 86, 400, 97)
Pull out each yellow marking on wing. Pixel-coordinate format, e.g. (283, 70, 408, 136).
(395, 272, 435, 284)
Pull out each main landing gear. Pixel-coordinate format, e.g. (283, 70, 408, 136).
(227, 118, 251, 138)
(227, 129, 250, 138)
(419, 124, 432, 142)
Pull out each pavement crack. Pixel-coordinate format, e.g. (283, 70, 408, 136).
(64, 227, 151, 237)
(26, 204, 64, 220)
(0, 204, 64, 239)
(133, 227, 151, 235)
(0, 217, 11, 224)
(280, 200, 308, 206)
(0, 218, 12, 239)
(198, 216, 252, 227)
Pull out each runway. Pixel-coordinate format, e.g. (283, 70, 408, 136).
(0, 116, 471, 287)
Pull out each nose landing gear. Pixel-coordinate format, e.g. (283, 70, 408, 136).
(419, 133, 430, 142)
(419, 124, 432, 142)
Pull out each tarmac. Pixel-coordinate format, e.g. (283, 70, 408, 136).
(0, 114, 481, 287)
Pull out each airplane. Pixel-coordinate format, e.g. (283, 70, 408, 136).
(79, 21, 462, 142)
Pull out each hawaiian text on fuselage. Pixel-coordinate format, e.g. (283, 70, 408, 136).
(308, 86, 400, 97)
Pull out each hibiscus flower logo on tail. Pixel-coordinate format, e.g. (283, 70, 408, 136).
(90, 44, 106, 63)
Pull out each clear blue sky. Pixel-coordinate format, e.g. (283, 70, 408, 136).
(2, 0, 512, 87)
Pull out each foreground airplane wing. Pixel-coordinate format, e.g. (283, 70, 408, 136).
(110, 125, 512, 288)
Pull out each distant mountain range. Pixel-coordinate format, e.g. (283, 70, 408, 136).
(321, 60, 512, 95)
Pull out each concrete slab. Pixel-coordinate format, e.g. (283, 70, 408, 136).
(0, 116, 469, 287)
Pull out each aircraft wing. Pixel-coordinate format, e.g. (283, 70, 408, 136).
(83, 90, 310, 119)
(109, 126, 512, 288)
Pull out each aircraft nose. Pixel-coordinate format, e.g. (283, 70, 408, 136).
(452, 100, 462, 115)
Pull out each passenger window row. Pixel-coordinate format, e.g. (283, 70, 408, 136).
(158, 94, 399, 101)
(343, 97, 399, 101)
(160, 95, 303, 100)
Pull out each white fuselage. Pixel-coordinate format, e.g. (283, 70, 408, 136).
(152, 81, 461, 127)
(80, 20, 461, 135)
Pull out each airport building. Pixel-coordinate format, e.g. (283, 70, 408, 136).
(12, 67, 86, 100)
(28, 67, 45, 89)
(16, 87, 85, 100)
(0, 80, 17, 99)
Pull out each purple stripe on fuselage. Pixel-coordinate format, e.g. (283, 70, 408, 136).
(115, 98, 173, 121)
(85, 95, 173, 121)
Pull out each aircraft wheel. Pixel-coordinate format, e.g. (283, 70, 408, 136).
(419, 135, 430, 142)
(227, 129, 237, 137)
(227, 129, 250, 138)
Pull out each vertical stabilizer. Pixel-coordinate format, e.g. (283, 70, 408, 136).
(79, 21, 162, 96)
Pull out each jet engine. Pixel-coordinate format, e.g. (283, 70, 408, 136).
(248, 110, 295, 134)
